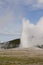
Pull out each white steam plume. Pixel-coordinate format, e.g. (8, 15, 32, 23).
(20, 17, 43, 48)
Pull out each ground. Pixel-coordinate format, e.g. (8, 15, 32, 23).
(0, 48, 43, 65)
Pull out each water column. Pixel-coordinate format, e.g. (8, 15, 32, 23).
(20, 19, 30, 48)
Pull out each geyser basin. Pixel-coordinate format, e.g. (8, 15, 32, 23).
(21, 17, 43, 48)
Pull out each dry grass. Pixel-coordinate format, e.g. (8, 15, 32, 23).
(0, 48, 43, 65)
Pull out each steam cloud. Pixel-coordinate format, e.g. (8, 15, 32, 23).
(21, 17, 43, 48)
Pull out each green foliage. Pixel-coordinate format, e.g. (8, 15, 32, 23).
(2, 39, 20, 49)
(8, 39, 20, 48)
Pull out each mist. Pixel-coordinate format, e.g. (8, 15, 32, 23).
(20, 17, 43, 48)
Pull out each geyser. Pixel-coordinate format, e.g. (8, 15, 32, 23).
(21, 17, 43, 48)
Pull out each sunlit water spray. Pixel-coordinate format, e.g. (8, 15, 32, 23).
(20, 17, 43, 48)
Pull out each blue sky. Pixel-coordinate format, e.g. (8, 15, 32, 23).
(0, 0, 43, 42)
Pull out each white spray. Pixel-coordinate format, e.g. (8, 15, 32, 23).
(20, 17, 43, 48)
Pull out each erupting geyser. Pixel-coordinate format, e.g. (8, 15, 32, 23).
(21, 19, 30, 48)
(20, 17, 43, 48)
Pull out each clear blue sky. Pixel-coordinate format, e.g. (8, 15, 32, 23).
(0, 0, 43, 42)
